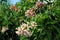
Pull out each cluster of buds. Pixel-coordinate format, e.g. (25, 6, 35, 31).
(1, 26, 8, 33)
(10, 5, 22, 12)
(36, 1, 43, 8)
(10, 5, 17, 10)
(15, 21, 37, 37)
(31, 21, 37, 27)
(25, 8, 35, 18)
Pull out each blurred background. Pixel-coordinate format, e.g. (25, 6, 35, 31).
(8, 0, 20, 5)
(0, 0, 20, 5)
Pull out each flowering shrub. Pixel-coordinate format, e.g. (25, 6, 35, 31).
(0, 0, 60, 40)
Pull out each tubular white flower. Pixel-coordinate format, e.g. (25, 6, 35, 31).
(15, 31, 21, 36)
(23, 30, 32, 37)
(21, 23, 29, 30)
(43, 1, 48, 4)
(15, 27, 23, 36)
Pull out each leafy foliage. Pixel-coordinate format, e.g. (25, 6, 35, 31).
(0, 0, 60, 40)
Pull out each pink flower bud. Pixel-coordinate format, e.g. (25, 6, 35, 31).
(36, 2, 43, 8)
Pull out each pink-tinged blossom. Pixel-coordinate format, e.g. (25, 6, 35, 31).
(36, 1, 43, 8)
(25, 8, 35, 18)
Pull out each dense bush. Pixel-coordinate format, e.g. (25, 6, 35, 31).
(0, 0, 60, 40)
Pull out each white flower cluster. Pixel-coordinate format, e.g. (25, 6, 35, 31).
(15, 21, 37, 37)
(43, 0, 57, 4)
(47, 0, 56, 3)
